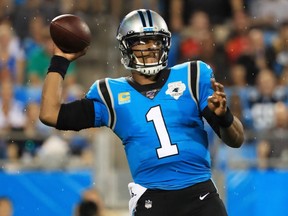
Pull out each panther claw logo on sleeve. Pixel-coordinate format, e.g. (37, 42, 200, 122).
(165, 81, 186, 100)
(145, 200, 152, 209)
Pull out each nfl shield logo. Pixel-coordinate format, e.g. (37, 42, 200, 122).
(145, 200, 152, 209)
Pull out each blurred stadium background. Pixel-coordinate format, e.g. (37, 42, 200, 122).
(1, 0, 288, 215)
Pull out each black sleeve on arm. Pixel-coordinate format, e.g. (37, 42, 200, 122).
(201, 106, 221, 138)
(56, 98, 95, 131)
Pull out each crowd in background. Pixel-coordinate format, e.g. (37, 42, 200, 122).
(1, 0, 288, 173)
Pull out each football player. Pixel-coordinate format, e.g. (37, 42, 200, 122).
(40, 9, 244, 216)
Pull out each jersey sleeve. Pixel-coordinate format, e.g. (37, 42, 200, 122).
(86, 80, 110, 127)
(198, 61, 214, 112)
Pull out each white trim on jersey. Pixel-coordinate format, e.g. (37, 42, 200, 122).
(96, 80, 111, 126)
(188, 61, 200, 111)
(104, 78, 117, 130)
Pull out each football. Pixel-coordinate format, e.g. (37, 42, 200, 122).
(50, 14, 91, 53)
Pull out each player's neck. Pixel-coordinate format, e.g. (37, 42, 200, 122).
(131, 71, 158, 85)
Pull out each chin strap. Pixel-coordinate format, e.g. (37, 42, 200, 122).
(136, 65, 164, 75)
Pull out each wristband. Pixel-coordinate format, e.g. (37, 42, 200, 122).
(47, 55, 70, 79)
(216, 107, 234, 128)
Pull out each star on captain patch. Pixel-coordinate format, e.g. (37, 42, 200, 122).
(145, 200, 152, 209)
(165, 81, 186, 100)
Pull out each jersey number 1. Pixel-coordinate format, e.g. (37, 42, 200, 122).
(146, 106, 179, 158)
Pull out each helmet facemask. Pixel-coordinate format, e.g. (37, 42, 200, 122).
(120, 34, 170, 75)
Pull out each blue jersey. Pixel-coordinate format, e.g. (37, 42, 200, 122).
(86, 60, 215, 190)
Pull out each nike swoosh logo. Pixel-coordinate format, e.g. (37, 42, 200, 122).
(199, 192, 210, 200)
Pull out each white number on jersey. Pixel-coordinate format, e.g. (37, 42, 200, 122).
(146, 105, 179, 158)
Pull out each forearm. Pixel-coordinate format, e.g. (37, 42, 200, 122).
(39, 53, 72, 126)
(220, 116, 244, 148)
(39, 73, 64, 127)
